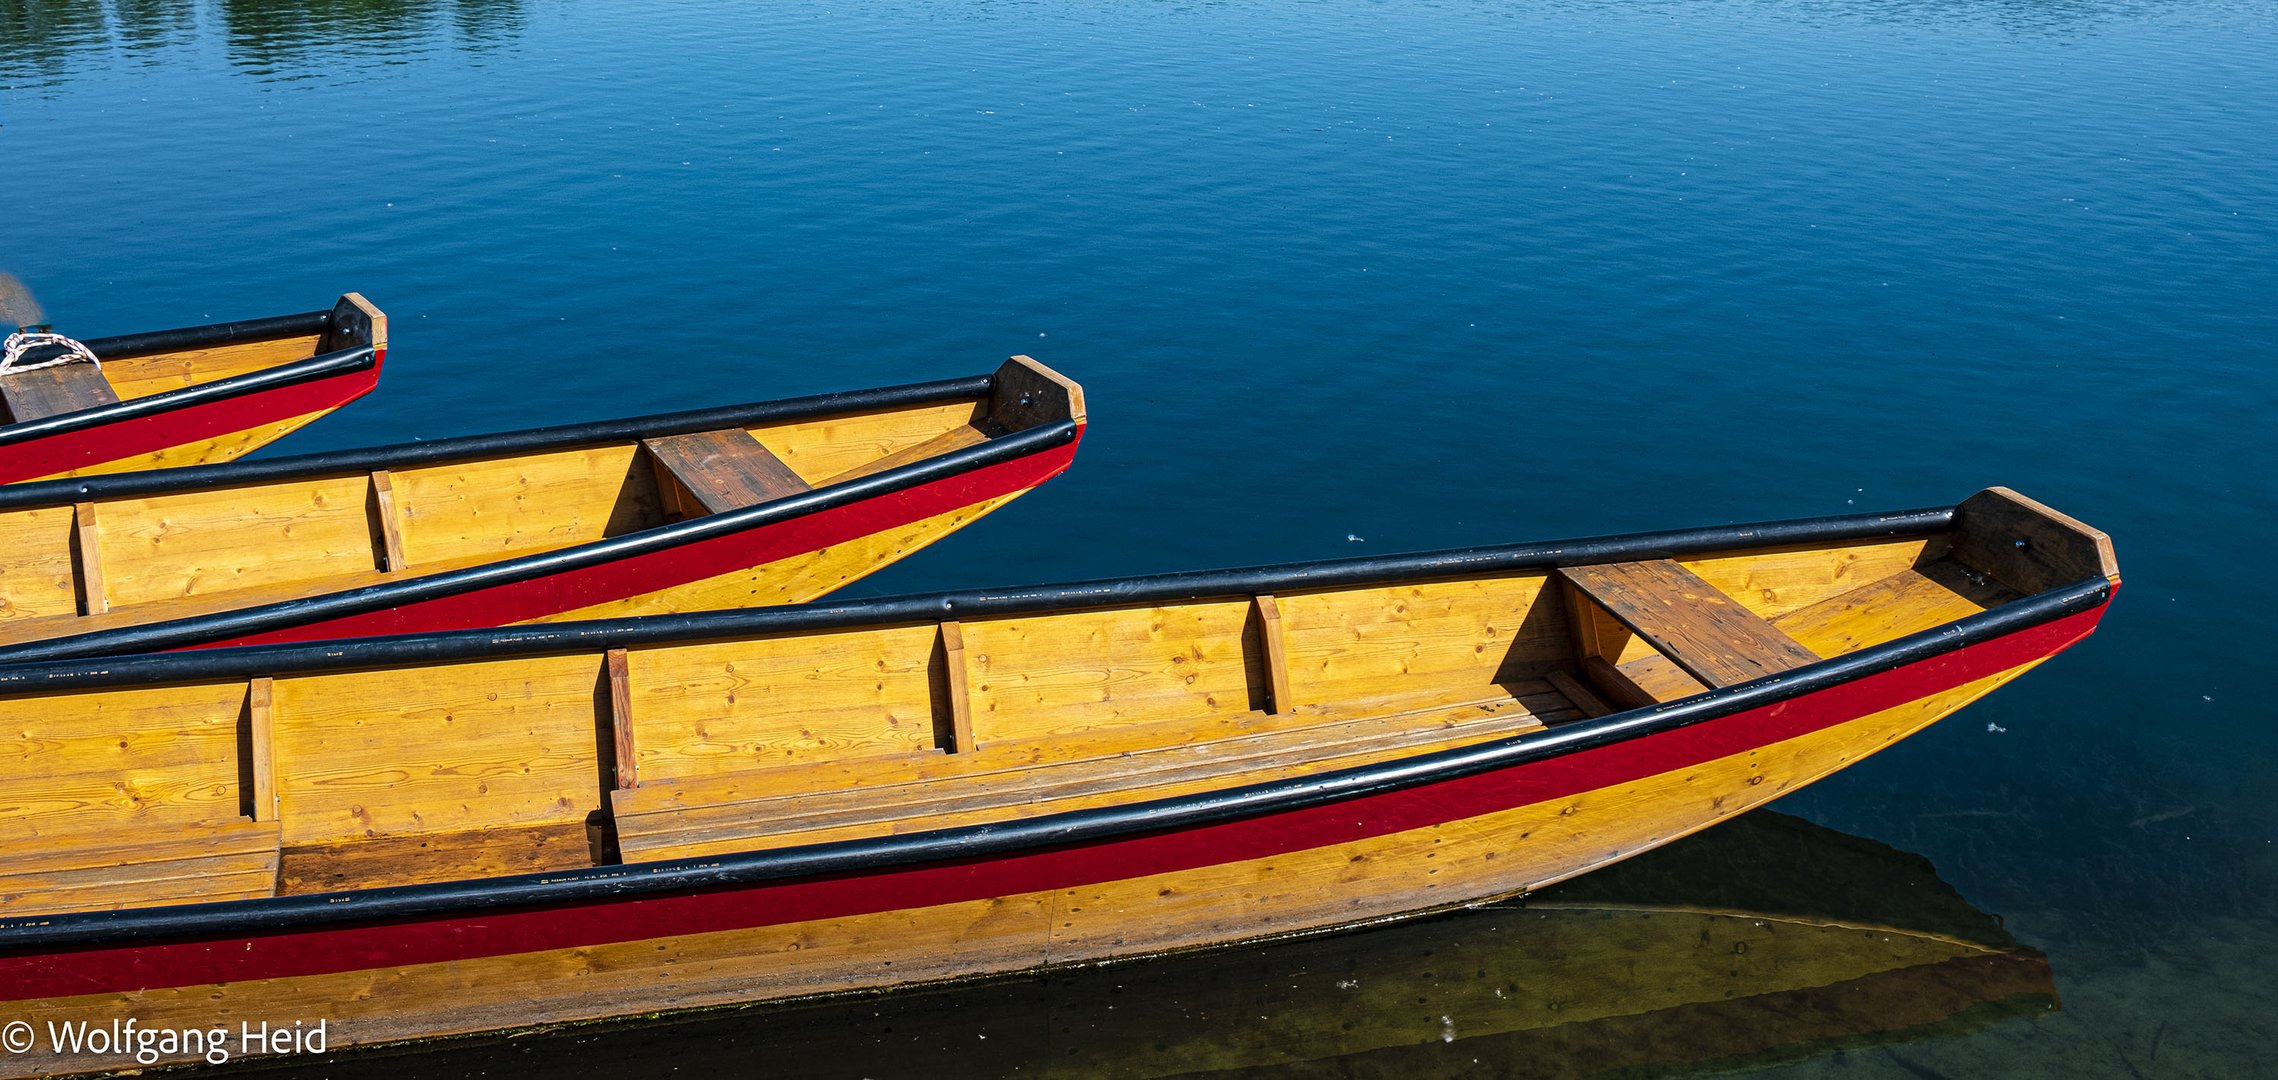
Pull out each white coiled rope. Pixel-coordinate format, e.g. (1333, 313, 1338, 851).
(0, 328, 102, 377)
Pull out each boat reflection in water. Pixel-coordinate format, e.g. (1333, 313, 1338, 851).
(214, 811, 2053, 1079)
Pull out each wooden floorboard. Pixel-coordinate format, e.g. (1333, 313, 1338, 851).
(616, 685, 1577, 861)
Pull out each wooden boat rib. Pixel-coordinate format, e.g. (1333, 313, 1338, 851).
(0, 355, 1083, 662)
(0, 295, 384, 483)
(0, 488, 2112, 1077)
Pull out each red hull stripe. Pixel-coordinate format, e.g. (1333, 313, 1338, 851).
(0, 600, 2104, 999)
(196, 433, 1083, 649)
(0, 354, 383, 484)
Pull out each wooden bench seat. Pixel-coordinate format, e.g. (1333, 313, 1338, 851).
(612, 680, 1586, 863)
(643, 428, 811, 517)
(0, 818, 280, 917)
(1, 361, 121, 423)
(1560, 558, 1825, 711)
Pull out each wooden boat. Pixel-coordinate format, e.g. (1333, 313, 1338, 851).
(264, 812, 2058, 1079)
(0, 355, 1083, 662)
(0, 295, 385, 483)
(0, 487, 2113, 1077)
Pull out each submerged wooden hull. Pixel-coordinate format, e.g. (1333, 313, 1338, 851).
(0, 296, 385, 483)
(0, 493, 2113, 1077)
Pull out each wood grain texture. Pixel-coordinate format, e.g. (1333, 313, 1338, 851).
(369, 469, 408, 572)
(92, 474, 379, 610)
(0, 362, 120, 422)
(98, 335, 323, 403)
(1253, 594, 1293, 714)
(1560, 561, 1822, 688)
(248, 677, 277, 823)
(643, 428, 812, 516)
(0, 504, 79, 622)
(71, 501, 105, 615)
(939, 621, 976, 753)
(1677, 538, 1941, 620)
(267, 655, 604, 845)
(0, 680, 251, 840)
(1275, 573, 1567, 709)
(277, 822, 592, 895)
(606, 649, 636, 791)
(815, 421, 997, 486)
(1772, 559, 2018, 657)
(962, 601, 1267, 745)
(5, 662, 2043, 1075)
(1951, 486, 2120, 595)
(624, 625, 940, 781)
(614, 687, 1570, 861)
(0, 818, 278, 916)
(388, 444, 662, 568)
(989, 355, 1087, 430)
(742, 399, 988, 486)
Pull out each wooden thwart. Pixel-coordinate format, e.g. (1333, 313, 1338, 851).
(1560, 560, 1821, 690)
(0, 361, 121, 423)
(643, 428, 812, 517)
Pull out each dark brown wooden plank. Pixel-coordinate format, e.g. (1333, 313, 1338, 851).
(988, 355, 1086, 431)
(642, 428, 812, 516)
(1545, 669, 1614, 718)
(1, 361, 121, 423)
(276, 822, 592, 895)
(607, 649, 638, 791)
(1559, 560, 1822, 689)
(1950, 486, 2119, 596)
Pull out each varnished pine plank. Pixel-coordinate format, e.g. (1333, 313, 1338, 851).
(1771, 559, 2019, 657)
(1559, 560, 1821, 689)
(643, 428, 812, 515)
(940, 621, 976, 753)
(370, 469, 408, 572)
(1253, 594, 1293, 714)
(616, 686, 1571, 860)
(71, 501, 105, 615)
(816, 422, 997, 486)
(248, 677, 277, 822)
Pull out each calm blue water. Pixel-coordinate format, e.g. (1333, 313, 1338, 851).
(5, 0, 2276, 1074)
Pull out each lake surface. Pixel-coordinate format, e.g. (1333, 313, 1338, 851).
(5, 0, 2274, 1075)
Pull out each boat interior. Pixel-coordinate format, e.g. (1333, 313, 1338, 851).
(0, 489, 2114, 919)
(0, 356, 1079, 648)
(0, 294, 383, 427)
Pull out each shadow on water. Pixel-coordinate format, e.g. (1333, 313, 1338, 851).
(196, 812, 2057, 1080)
(0, 0, 524, 88)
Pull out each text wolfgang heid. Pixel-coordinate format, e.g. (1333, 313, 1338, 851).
(2, 1017, 329, 1065)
